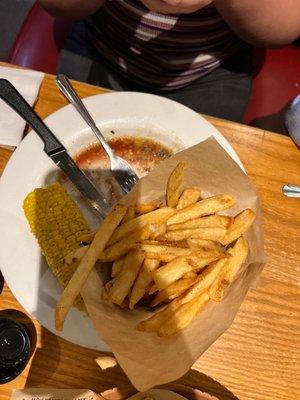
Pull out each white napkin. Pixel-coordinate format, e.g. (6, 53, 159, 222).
(0, 66, 44, 148)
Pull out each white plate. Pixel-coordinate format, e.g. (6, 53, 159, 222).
(0, 92, 244, 350)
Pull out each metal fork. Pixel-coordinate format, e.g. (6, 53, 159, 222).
(56, 74, 139, 194)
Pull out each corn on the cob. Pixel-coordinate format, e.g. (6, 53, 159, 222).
(23, 182, 90, 310)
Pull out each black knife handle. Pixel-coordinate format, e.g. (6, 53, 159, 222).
(0, 79, 65, 154)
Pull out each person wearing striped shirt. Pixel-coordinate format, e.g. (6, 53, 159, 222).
(40, 0, 300, 122)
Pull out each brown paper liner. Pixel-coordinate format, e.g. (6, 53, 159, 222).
(81, 137, 265, 391)
(11, 388, 101, 400)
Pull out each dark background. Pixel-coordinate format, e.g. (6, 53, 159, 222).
(0, 0, 35, 61)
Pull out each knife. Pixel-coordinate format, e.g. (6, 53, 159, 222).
(282, 184, 300, 198)
(0, 79, 109, 218)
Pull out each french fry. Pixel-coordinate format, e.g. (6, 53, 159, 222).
(105, 279, 115, 292)
(64, 245, 88, 265)
(153, 256, 193, 290)
(149, 238, 190, 249)
(119, 298, 130, 309)
(79, 231, 96, 244)
(111, 257, 124, 278)
(209, 237, 249, 301)
(188, 253, 228, 271)
(135, 204, 157, 214)
(101, 224, 154, 262)
(138, 238, 189, 251)
(146, 253, 189, 263)
(187, 238, 225, 252)
(158, 292, 209, 336)
(146, 253, 188, 263)
(166, 162, 186, 207)
(221, 209, 255, 246)
(148, 282, 158, 295)
(140, 239, 189, 251)
(145, 254, 189, 263)
(167, 214, 232, 231)
(55, 204, 127, 331)
(138, 244, 191, 262)
(137, 296, 183, 332)
(167, 194, 236, 225)
(179, 257, 229, 304)
(176, 187, 201, 210)
(139, 239, 162, 245)
(182, 271, 198, 279)
(163, 227, 227, 242)
(109, 207, 175, 245)
(129, 259, 160, 309)
(107, 250, 145, 305)
(151, 272, 197, 307)
(150, 223, 167, 239)
(122, 205, 135, 223)
(154, 249, 225, 290)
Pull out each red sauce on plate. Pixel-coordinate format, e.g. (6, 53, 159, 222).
(76, 136, 172, 177)
(74, 136, 173, 204)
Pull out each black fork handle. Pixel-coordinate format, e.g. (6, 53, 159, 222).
(0, 79, 64, 154)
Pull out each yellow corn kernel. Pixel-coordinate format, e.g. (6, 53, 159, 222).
(23, 182, 90, 310)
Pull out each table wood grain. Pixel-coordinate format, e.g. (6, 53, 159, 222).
(0, 65, 299, 400)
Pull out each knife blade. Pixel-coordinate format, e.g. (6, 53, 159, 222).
(0, 79, 109, 218)
(50, 150, 110, 217)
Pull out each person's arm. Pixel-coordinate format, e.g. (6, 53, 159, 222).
(213, 0, 300, 47)
(39, 0, 106, 20)
(146, 0, 300, 46)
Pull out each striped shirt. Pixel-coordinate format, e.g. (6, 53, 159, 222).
(89, 0, 242, 91)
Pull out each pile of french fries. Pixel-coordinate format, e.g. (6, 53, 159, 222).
(56, 162, 255, 337)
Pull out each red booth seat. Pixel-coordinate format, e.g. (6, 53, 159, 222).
(243, 45, 300, 133)
(8, 2, 71, 74)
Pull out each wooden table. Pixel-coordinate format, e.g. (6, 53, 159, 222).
(0, 66, 299, 400)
